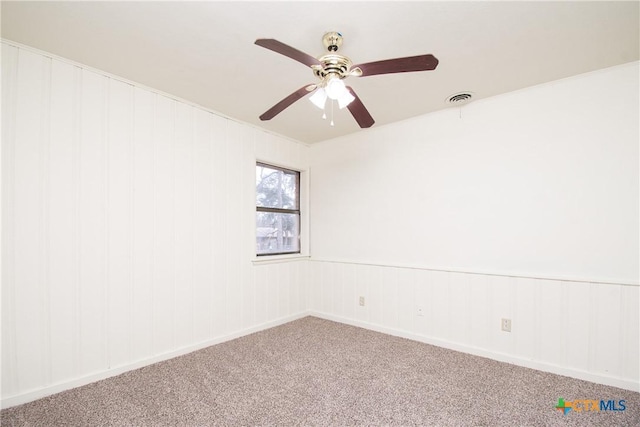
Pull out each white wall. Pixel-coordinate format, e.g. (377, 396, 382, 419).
(1, 42, 309, 407)
(309, 62, 639, 391)
(310, 63, 638, 284)
(2, 38, 638, 409)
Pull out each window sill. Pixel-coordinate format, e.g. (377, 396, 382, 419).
(251, 254, 310, 265)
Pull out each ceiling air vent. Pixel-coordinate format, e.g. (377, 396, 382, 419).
(446, 92, 474, 106)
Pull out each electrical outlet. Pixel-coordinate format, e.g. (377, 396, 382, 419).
(501, 318, 512, 332)
(416, 306, 424, 317)
(359, 296, 365, 306)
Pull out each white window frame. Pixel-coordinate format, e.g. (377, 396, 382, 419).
(253, 161, 309, 262)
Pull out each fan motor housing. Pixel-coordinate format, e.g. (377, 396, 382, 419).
(312, 54, 352, 79)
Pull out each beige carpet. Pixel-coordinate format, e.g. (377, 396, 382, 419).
(2, 316, 639, 426)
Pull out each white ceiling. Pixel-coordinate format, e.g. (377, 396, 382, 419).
(2, 1, 638, 144)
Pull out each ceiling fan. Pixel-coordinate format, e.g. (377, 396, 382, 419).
(255, 32, 439, 128)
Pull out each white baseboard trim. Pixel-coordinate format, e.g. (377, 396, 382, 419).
(1, 312, 309, 409)
(308, 311, 640, 393)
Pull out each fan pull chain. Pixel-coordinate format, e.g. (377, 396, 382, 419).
(330, 100, 335, 126)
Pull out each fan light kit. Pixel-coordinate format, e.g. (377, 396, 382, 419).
(255, 32, 439, 128)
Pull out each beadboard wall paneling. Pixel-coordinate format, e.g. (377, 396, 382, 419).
(3, 40, 638, 406)
(1, 42, 19, 397)
(309, 64, 639, 286)
(308, 260, 640, 391)
(1, 42, 309, 407)
(306, 62, 639, 392)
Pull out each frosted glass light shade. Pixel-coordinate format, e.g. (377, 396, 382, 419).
(325, 77, 347, 100)
(337, 91, 355, 109)
(309, 88, 327, 109)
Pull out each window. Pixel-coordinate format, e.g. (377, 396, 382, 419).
(256, 163, 300, 256)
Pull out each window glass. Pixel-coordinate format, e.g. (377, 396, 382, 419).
(256, 212, 300, 255)
(256, 163, 300, 256)
(256, 164, 298, 210)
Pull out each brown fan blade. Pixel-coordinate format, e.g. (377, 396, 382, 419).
(352, 54, 438, 77)
(255, 39, 321, 68)
(345, 86, 375, 128)
(259, 85, 316, 121)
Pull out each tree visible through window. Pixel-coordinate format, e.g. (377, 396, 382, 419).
(256, 163, 300, 255)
